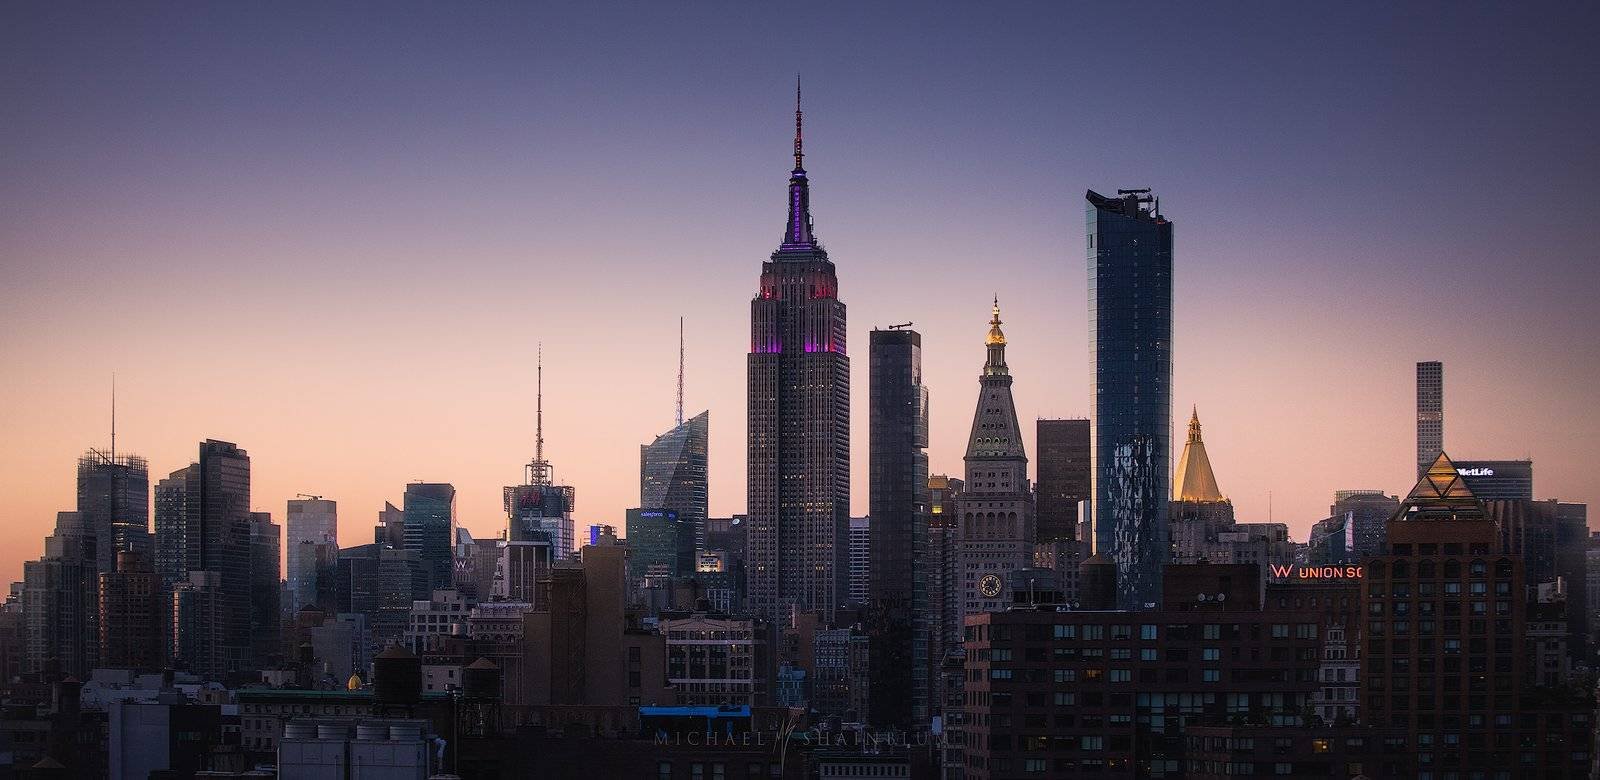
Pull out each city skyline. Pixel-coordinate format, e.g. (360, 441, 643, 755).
(4, 3, 1599, 585)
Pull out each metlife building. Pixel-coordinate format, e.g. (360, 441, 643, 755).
(1454, 459, 1533, 501)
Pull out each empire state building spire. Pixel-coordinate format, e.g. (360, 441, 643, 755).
(781, 75, 817, 251)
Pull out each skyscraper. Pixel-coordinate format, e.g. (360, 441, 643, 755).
(402, 482, 455, 591)
(505, 349, 576, 560)
(23, 511, 99, 677)
(77, 450, 150, 572)
(625, 508, 692, 587)
(1087, 188, 1172, 609)
(170, 439, 253, 680)
(286, 497, 337, 612)
(1416, 360, 1443, 478)
(247, 511, 280, 669)
(747, 85, 850, 625)
(867, 326, 930, 728)
(98, 550, 162, 670)
(848, 515, 871, 607)
(640, 412, 709, 556)
(1035, 419, 1090, 545)
(956, 301, 1034, 616)
(153, 466, 195, 590)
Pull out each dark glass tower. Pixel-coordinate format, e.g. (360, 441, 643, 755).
(1087, 189, 1172, 610)
(1035, 419, 1090, 544)
(402, 482, 456, 591)
(641, 411, 709, 554)
(747, 86, 850, 625)
(867, 326, 930, 728)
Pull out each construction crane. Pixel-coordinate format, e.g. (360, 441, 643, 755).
(887, 322, 913, 330)
(295, 493, 324, 501)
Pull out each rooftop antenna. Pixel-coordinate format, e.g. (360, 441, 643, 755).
(793, 74, 803, 170)
(110, 372, 116, 462)
(527, 344, 551, 486)
(676, 317, 685, 426)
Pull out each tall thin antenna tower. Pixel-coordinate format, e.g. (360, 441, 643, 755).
(676, 317, 684, 426)
(526, 344, 552, 486)
(110, 373, 116, 462)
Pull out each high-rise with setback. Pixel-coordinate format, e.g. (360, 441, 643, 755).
(747, 85, 850, 625)
(1086, 188, 1172, 609)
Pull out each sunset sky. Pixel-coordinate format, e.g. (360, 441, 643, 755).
(2, 3, 1597, 582)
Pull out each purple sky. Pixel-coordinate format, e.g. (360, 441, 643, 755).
(2, 2, 1597, 580)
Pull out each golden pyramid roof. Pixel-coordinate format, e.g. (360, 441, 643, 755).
(1173, 407, 1226, 503)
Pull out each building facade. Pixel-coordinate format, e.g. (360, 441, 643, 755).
(746, 93, 851, 625)
(1087, 189, 1173, 610)
(867, 326, 930, 728)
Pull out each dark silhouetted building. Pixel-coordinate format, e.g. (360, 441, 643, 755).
(962, 563, 1365, 778)
(1359, 452, 1598, 779)
(248, 511, 281, 669)
(1087, 188, 1172, 610)
(98, 550, 162, 670)
(23, 512, 99, 677)
(169, 439, 253, 681)
(402, 482, 455, 591)
(867, 326, 930, 728)
(1035, 419, 1090, 544)
(747, 91, 850, 625)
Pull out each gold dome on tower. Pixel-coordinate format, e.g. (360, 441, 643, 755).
(986, 296, 1006, 346)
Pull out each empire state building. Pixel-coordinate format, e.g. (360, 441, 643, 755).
(747, 85, 850, 625)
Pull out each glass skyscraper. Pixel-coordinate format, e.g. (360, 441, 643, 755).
(402, 482, 455, 591)
(867, 326, 930, 728)
(1087, 189, 1172, 610)
(640, 410, 709, 554)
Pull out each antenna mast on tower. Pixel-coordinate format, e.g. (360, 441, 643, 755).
(527, 344, 552, 486)
(676, 317, 685, 426)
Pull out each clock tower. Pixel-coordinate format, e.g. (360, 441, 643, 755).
(956, 300, 1035, 619)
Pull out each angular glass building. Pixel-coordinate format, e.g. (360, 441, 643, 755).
(640, 410, 709, 554)
(1086, 189, 1172, 609)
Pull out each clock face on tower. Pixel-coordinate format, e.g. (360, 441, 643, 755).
(979, 573, 1004, 598)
